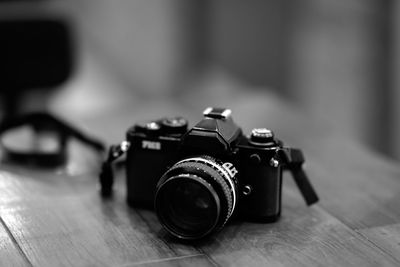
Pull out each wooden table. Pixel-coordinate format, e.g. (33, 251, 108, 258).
(1, 77, 400, 266)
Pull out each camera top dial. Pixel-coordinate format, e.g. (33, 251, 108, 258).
(249, 128, 277, 147)
(161, 117, 188, 135)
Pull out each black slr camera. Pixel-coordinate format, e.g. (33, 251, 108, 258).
(100, 107, 318, 240)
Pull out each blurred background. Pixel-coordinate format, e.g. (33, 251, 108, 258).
(0, 0, 399, 161)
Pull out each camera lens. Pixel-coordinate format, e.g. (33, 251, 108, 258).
(155, 176, 220, 237)
(154, 156, 238, 240)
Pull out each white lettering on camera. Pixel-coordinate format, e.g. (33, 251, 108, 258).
(223, 162, 238, 177)
(142, 140, 161, 150)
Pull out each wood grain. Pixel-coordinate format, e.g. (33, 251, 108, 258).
(0, 168, 204, 267)
(135, 178, 400, 266)
(191, 191, 399, 267)
(358, 223, 400, 263)
(129, 255, 216, 267)
(0, 217, 31, 267)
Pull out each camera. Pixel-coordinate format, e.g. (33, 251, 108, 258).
(100, 107, 319, 240)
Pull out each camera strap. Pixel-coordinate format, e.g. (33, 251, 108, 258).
(0, 112, 105, 167)
(99, 141, 130, 197)
(278, 148, 319, 205)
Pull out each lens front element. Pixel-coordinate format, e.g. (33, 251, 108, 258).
(155, 175, 220, 238)
(154, 156, 238, 240)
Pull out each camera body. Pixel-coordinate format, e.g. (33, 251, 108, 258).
(126, 108, 307, 222)
(98, 107, 318, 239)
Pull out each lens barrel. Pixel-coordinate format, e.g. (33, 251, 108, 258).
(154, 156, 238, 240)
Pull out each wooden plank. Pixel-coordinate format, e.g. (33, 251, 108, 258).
(0, 168, 204, 267)
(129, 254, 216, 267)
(0, 218, 31, 267)
(195, 190, 400, 267)
(297, 138, 400, 230)
(358, 224, 400, 263)
(132, 190, 400, 266)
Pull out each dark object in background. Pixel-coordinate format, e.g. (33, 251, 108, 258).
(0, 112, 105, 167)
(0, 19, 73, 116)
(0, 18, 84, 168)
(100, 107, 319, 240)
